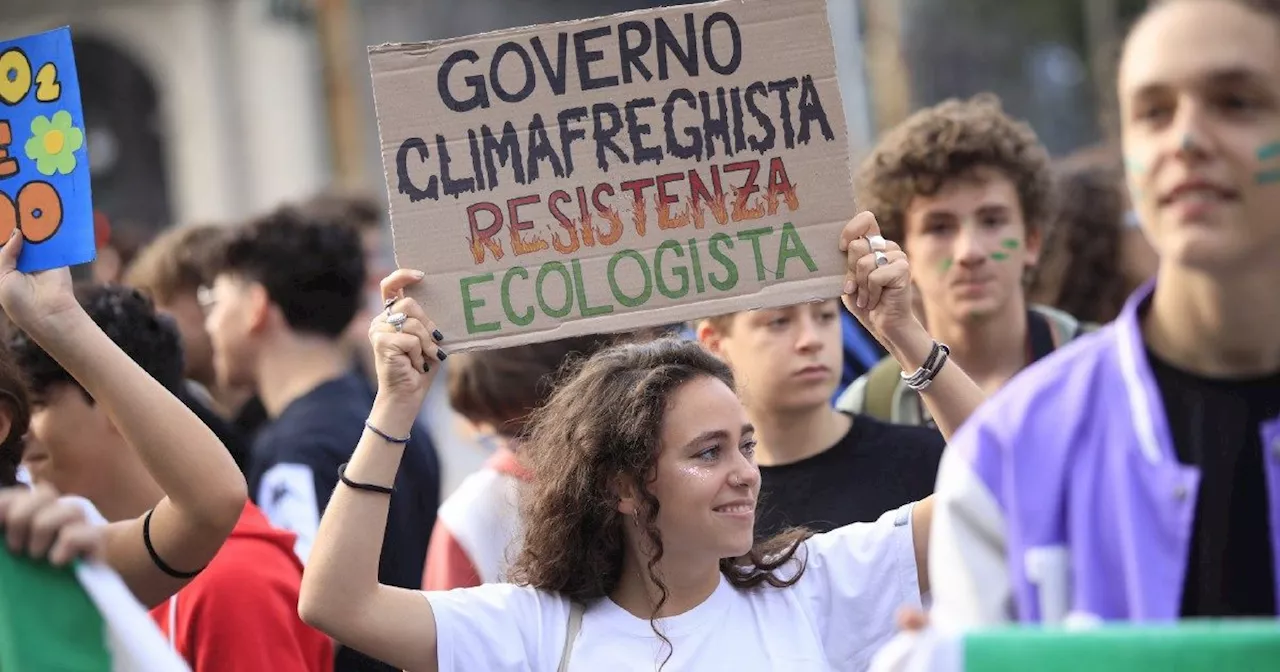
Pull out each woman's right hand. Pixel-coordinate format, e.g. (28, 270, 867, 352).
(369, 269, 445, 415)
(0, 484, 104, 566)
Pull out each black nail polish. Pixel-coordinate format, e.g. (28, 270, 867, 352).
(423, 362, 431, 373)
(432, 329, 444, 342)
(436, 349, 448, 361)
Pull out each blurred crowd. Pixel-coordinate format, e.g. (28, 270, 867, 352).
(1, 0, 1278, 671)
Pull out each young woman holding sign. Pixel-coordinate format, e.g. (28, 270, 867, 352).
(299, 212, 986, 671)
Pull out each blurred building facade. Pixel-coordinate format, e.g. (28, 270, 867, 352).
(0, 0, 330, 240)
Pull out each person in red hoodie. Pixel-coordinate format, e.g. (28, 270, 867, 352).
(11, 282, 332, 671)
(152, 501, 332, 670)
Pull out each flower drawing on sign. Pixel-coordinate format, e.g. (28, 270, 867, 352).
(24, 111, 83, 176)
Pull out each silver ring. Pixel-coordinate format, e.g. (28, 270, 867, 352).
(387, 311, 407, 333)
(384, 297, 398, 315)
(866, 234, 887, 252)
(874, 250, 889, 267)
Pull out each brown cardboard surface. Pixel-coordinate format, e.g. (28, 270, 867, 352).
(369, 0, 855, 351)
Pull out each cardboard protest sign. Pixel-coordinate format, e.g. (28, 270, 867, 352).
(0, 27, 95, 273)
(370, 0, 854, 351)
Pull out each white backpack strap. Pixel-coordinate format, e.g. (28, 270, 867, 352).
(557, 600, 585, 672)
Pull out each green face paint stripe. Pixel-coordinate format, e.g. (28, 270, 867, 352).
(1123, 157, 1145, 173)
(940, 258, 953, 273)
(1256, 168, 1280, 185)
(990, 251, 1010, 261)
(1000, 238, 1019, 250)
(1258, 142, 1280, 162)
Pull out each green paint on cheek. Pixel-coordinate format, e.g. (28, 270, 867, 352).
(1000, 238, 1019, 251)
(1124, 156, 1146, 174)
(1257, 141, 1280, 162)
(1256, 168, 1280, 185)
(990, 251, 1010, 262)
(940, 258, 953, 273)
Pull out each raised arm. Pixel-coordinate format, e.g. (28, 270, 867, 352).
(0, 233, 246, 607)
(298, 269, 442, 672)
(839, 212, 985, 440)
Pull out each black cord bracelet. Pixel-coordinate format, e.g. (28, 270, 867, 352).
(364, 420, 411, 444)
(338, 462, 395, 495)
(142, 508, 206, 580)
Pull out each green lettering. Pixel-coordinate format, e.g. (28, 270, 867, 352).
(535, 262, 573, 318)
(460, 274, 500, 334)
(707, 233, 738, 291)
(607, 249, 653, 308)
(500, 266, 535, 326)
(735, 226, 774, 282)
(774, 222, 817, 279)
(571, 259, 613, 317)
(655, 240, 690, 300)
(687, 238, 707, 294)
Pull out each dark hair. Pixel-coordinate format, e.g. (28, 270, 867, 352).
(508, 337, 811, 664)
(447, 334, 618, 438)
(215, 206, 365, 338)
(855, 94, 1053, 248)
(1030, 163, 1131, 324)
(123, 224, 228, 304)
(9, 284, 185, 403)
(0, 342, 31, 487)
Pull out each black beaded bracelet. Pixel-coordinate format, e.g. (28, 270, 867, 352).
(364, 419, 410, 444)
(338, 463, 395, 495)
(142, 508, 206, 579)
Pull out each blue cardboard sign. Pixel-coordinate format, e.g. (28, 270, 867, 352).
(0, 27, 94, 273)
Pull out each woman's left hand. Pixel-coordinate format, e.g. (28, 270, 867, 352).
(369, 270, 444, 413)
(839, 211, 922, 346)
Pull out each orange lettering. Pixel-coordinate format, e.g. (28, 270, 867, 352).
(17, 181, 61, 242)
(507, 195, 548, 256)
(0, 122, 16, 179)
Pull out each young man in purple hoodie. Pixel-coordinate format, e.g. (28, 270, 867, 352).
(929, 0, 1280, 627)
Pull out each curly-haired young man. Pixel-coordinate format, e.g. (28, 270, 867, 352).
(203, 206, 441, 672)
(837, 94, 1093, 429)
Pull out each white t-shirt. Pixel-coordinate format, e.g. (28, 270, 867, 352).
(425, 503, 921, 671)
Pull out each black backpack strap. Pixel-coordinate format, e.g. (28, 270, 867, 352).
(1026, 309, 1057, 364)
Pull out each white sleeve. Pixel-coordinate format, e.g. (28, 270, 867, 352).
(425, 582, 567, 672)
(928, 446, 1014, 630)
(256, 463, 320, 564)
(796, 502, 922, 669)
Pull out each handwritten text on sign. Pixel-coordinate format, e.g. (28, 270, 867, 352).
(370, 0, 854, 350)
(0, 27, 95, 273)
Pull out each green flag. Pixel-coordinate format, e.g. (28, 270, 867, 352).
(873, 621, 1280, 672)
(0, 543, 188, 671)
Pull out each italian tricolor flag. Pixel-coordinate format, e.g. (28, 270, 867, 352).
(0, 544, 188, 671)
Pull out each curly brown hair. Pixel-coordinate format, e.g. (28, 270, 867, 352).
(1030, 163, 1131, 324)
(508, 337, 811, 663)
(855, 94, 1053, 248)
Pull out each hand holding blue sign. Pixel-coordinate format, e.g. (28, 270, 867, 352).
(0, 230, 80, 337)
(0, 27, 95, 273)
